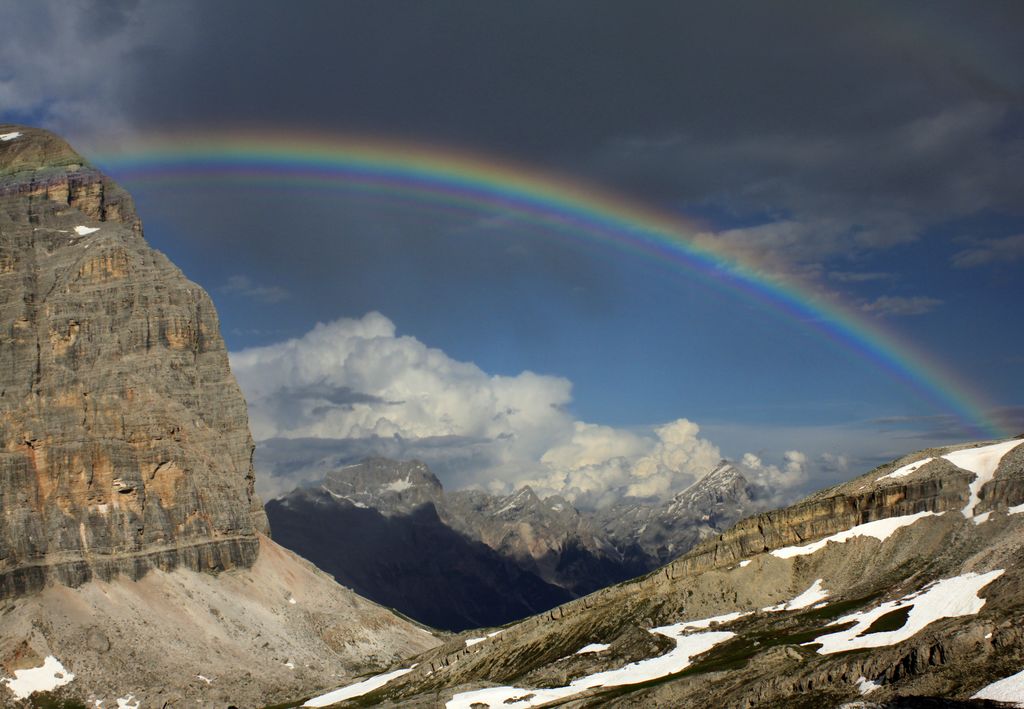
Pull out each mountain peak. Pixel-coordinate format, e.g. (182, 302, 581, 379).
(319, 457, 443, 514)
(0, 124, 85, 176)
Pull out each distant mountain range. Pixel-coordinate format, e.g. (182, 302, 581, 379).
(266, 457, 771, 630)
(289, 436, 1024, 708)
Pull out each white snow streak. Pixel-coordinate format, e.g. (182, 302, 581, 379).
(304, 667, 414, 707)
(763, 579, 829, 612)
(116, 696, 139, 709)
(575, 643, 611, 655)
(813, 570, 1004, 654)
(0, 132, 22, 141)
(1009, 503, 1024, 515)
(321, 486, 368, 508)
(943, 440, 1023, 519)
(383, 477, 413, 493)
(446, 613, 745, 708)
(771, 511, 942, 559)
(973, 666, 1024, 706)
(0, 655, 75, 699)
(738, 560, 751, 568)
(878, 457, 934, 481)
(856, 676, 882, 695)
(465, 637, 486, 647)
(74, 225, 100, 236)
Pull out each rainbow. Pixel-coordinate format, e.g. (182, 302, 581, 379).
(91, 131, 1008, 439)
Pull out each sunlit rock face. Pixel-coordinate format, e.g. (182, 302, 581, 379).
(0, 125, 269, 599)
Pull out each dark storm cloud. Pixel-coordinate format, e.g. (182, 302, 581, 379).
(118, 2, 1024, 157)
(77, 0, 1020, 293)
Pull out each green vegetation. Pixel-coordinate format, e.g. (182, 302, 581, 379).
(860, 606, 911, 635)
(28, 694, 87, 709)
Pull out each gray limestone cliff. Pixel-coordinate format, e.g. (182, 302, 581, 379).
(0, 125, 269, 599)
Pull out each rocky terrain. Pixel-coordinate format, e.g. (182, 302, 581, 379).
(0, 125, 439, 707)
(267, 457, 761, 630)
(284, 436, 1024, 708)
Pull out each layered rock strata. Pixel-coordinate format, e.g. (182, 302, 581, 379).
(0, 125, 268, 599)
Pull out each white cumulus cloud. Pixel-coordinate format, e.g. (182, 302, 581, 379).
(233, 313, 814, 506)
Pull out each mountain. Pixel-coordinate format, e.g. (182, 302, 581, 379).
(287, 436, 1024, 708)
(594, 460, 769, 568)
(267, 468, 575, 632)
(0, 126, 438, 707)
(267, 457, 765, 631)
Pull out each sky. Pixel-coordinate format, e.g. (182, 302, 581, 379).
(2, 1, 1022, 506)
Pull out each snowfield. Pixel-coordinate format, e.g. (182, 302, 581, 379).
(575, 643, 611, 654)
(763, 579, 829, 612)
(973, 666, 1024, 706)
(0, 655, 75, 699)
(445, 613, 747, 708)
(0, 131, 22, 141)
(812, 570, 1004, 654)
(74, 225, 100, 236)
(303, 667, 415, 707)
(771, 511, 942, 559)
(945, 439, 1024, 519)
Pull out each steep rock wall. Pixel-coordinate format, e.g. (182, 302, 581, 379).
(0, 125, 268, 599)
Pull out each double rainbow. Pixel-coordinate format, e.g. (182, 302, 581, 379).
(92, 132, 1007, 439)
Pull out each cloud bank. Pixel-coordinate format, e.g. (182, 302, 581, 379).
(232, 313, 812, 506)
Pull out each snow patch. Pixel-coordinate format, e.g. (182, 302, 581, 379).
(878, 457, 934, 481)
(1008, 503, 1024, 515)
(763, 579, 829, 612)
(771, 511, 942, 559)
(446, 618, 737, 709)
(383, 476, 413, 493)
(288, 596, 297, 605)
(856, 676, 882, 695)
(974, 511, 992, 525)
(284, 660, 295, 669)
(813, 569, 1004, 654)
(74, 225, 100, 236)
(738, 560, 751, 568)
(116, 696, 139, 709)
(1, 655, 75, 699)
(972, 666, 1024, 706)
(575, 643, 611, 655)
(0, 132, 22, 141)
(322, 486, 368, 508)
(943, 440, 1024, 519)
(303, 667, 414, 707)
(197, 674, 213, 684)
(465, 637, 487, 647)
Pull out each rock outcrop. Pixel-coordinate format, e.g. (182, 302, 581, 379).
(0, 125, 268, 599)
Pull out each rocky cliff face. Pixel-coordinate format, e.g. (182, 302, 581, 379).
(0, 124, 268, 598)
(0, 126, 440, 707)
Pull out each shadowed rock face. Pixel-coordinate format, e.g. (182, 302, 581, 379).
(0, 125, 268, 599)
